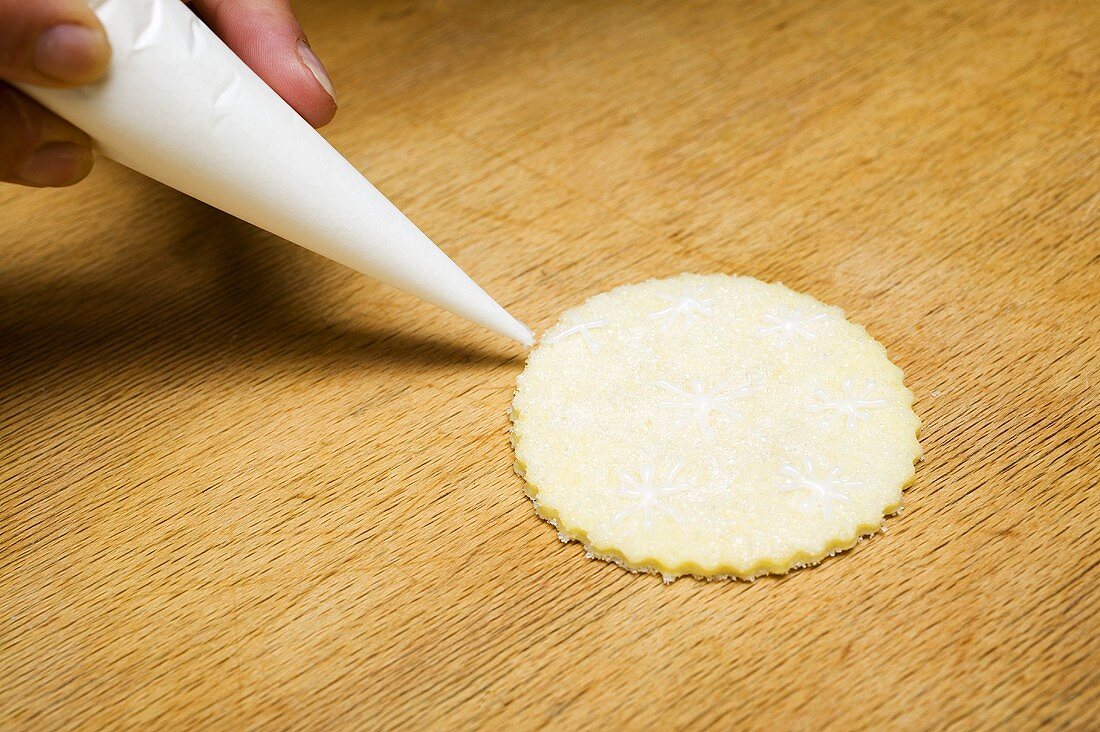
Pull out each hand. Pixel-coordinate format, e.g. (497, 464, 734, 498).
(0, 0, 337, 188)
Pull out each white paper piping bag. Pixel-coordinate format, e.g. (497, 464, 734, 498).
(16, 0, 533, 345)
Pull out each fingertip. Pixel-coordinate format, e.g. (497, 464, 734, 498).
(296, 40, 335, 100)
(13, 141, 94, 187)
(305, 92, 337, 128)
(190, 0, 337, 128)
(33, 21, 111, 86)
(296, 40, 338, 127)
(243, 35, 338, 128)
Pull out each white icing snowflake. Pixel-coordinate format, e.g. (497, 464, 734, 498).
(776, 459, 860, 521)
(544, 316, 607, 353)
(808, 378, 887, 430)
(757, 303, 827, 346)
(612, 464, 688, 529)
(649, 290, 715, 327)
(656, 379, 752, 440)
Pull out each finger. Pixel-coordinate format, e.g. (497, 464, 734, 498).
(0, 0, 111, 87)
(188, 0, 336, 127)
(0, 83, 94, 187)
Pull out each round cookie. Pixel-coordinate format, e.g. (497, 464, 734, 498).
(510, 273, 921, 581)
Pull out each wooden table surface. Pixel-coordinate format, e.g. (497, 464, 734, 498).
(2, 0, 1097, 728)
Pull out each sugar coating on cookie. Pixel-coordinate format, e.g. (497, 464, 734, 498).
(510, 274, 921, 581)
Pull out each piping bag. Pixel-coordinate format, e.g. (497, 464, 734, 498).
(15, 0, 533, 345)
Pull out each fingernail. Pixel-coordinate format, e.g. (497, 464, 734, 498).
(297, 39, 336, 103)
(15, 142, 93, 187)
(34, 23, 110, 83)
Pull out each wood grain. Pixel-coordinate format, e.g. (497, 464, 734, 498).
(1, 0, 1098, 728)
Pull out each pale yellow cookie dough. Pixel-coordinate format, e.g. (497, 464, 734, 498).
(510, 274, 921, 581)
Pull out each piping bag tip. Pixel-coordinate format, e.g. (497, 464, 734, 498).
(453, 281, 534, 347)
(506, 317, 536, 348)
